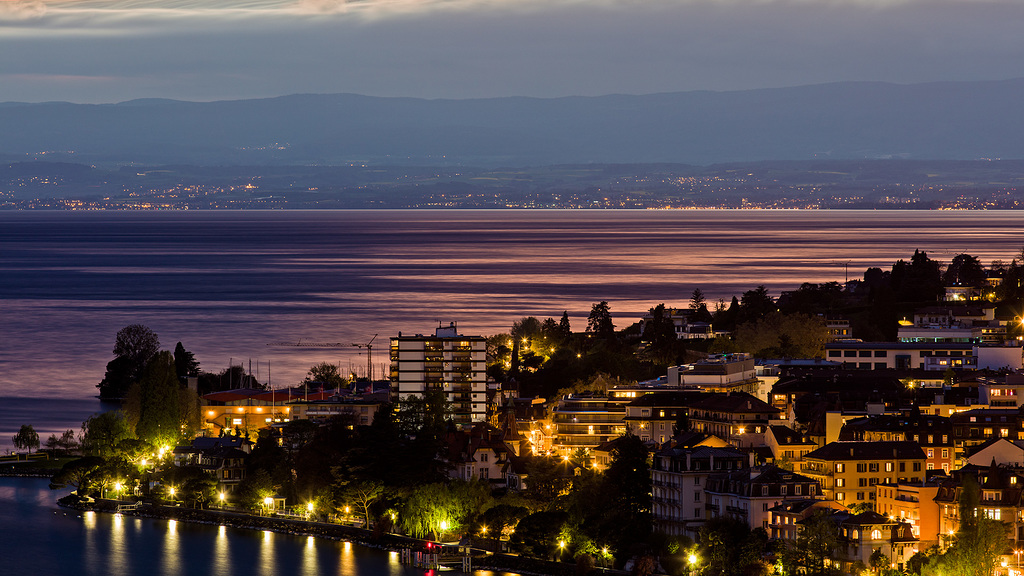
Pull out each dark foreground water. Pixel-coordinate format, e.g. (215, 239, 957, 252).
(3, 209, 1024, 444)
(0, 477, 489, 576)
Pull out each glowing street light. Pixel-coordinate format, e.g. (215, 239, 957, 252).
(263, 496, 274, 514)
(219, 492, 225, 508)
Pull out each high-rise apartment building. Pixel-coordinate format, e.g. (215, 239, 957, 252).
(390, 322, 488, 424)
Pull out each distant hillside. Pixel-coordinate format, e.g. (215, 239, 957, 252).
(2, 79, 1023, 166)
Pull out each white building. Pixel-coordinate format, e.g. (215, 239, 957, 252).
(390, 322, 487, 424)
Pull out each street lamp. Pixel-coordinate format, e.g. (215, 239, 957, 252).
(263, 496, 274, 515)
(306, 502, 314, 519)
(168, 486, 176, 502)
(689, 552, 699, 576)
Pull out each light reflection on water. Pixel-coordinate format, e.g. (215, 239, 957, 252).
(1, 478, 496, 576)
(3, 209, 1024, 410)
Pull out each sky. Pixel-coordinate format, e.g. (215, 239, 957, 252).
(0, 0, 1023, 103)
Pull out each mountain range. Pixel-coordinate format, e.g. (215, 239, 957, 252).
(2, 79, 1023, 167)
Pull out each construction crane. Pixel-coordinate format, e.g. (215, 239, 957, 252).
(266, 340, 346, 348)
(352, 334, 379, 381)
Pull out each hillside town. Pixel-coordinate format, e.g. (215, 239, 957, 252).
(11, 248, 1024, 576)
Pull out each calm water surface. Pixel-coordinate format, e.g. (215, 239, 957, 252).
(2, 209, 1024, 444)
(0, 477, 488, 576)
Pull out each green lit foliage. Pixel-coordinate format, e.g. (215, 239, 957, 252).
(80, 411, 135, 459)
(935, 474, 1007, 576)
(337, 480, 384, 528)
(135, 351, 181, 448)
(168, 466, 218, 509)
(235, 468, 276, 512)
(399, 480, 492, 539)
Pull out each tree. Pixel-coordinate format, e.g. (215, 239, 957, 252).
(586, 301, 615, 340)
(790, 510, 838, 576)
(559, 311, 572, 339)
(136, 351, 181, 448)
(12, 424, 40, 453)
(739, 286, 776, 324)
(690, 288, 706, 311)
(45, 429, 79, 457)
(81, 411, 135, 459)
(733, 313, 829, 358)
(511, 510, 570, 558)
(304, 362, 348, 391)
(338, 480, 384, 528)
(173, 342, 200, 382)
(52, 456, 104, 495)
(98, 324, 160, 399)
(943, 253, 987, 288)
(235, 468, 276, 512)
(600, 434, 652, 553)
(399, 481, 491, 539)
(938, 474, 1007, 576)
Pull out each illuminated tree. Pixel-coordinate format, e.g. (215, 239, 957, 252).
(399, 481, 491, 539)
(136, 351, 181, 448)
(80, 411, 135, 458)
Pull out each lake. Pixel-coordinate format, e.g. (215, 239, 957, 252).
(0, 477, 485, 576)
(2, 209, 1023, 446)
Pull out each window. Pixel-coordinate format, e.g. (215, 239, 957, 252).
(836, 463, 845, 473)
(810, 485, 816, 495)
(942, 449, 949, 458)
(927, 463, 934, 470)
(927, 449, 934, 458)
(857, 492, 865, 501)
(763, 503, 769, 511)
(836, 478, 846, 488)
(480, 453, 488, 462)
(857, 463, 867, 473)
(694, 493, 701, 502)
(795, 485, 802, 496)
(943, 435, 948, 443)
(899, 462, 906, 472)
(869, 463, 879, 473)
(762, 486, 769, 496)
(480, 468, 489, 479)
(695, 477, 701, 485)
(781, 486, 788, 496)
(913, 462, 922, 472)
(928, 435, 933, 443)
(837, 492, 845, 501)
(885, 462, 893, 472)
(871, 530, 882, 539)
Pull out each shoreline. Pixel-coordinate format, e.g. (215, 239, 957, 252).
(56, 495, 592, 576)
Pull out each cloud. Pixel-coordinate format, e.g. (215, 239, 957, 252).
(0, 0, 48, 20)
(1, 0, 1023, 103)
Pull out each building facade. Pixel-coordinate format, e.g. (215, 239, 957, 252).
(390, 322, 488, 424)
